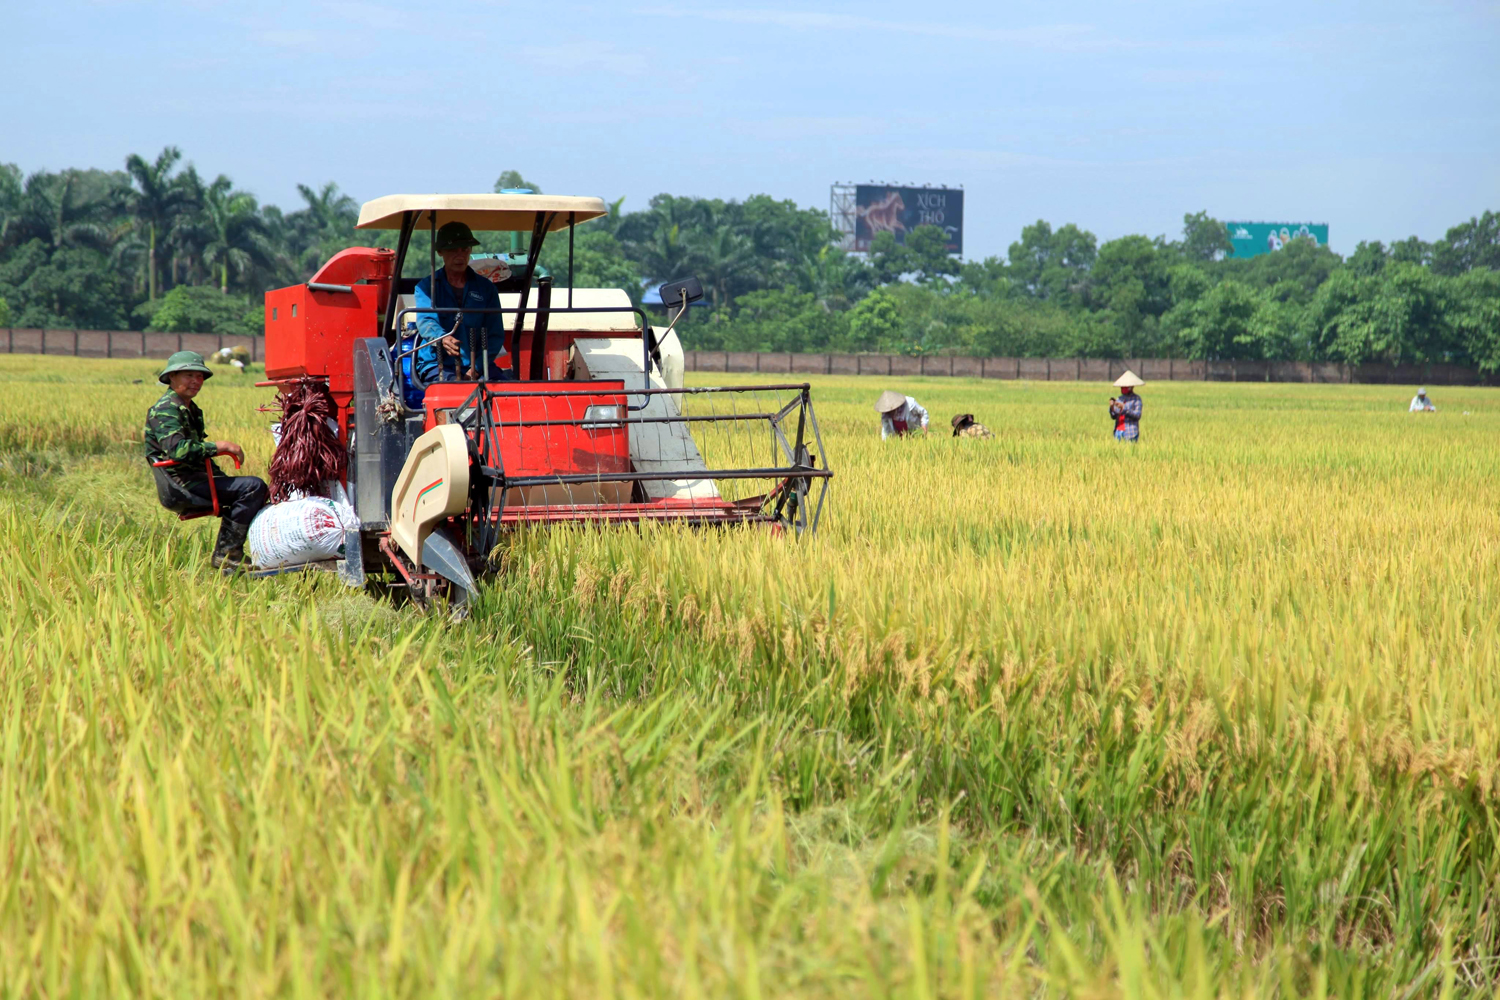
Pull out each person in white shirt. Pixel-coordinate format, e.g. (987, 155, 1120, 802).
(874, 390, 929, 439)
(1409, 387, 1436, 412)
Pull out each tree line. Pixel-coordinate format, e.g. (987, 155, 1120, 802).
(2, 151, 1497, 370)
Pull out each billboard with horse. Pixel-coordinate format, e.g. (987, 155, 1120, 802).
(853, 185, 963, 255)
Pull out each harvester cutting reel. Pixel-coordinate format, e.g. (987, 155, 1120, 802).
(371, 384, 832, 614)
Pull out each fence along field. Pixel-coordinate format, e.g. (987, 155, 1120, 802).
(1, 353, 1498, 996)
(6, 329, 1500, 385)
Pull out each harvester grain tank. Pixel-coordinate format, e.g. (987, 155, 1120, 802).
(260, 193, 831, 609)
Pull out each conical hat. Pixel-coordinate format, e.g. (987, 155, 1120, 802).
(874, 389, 906, 413)
(1113, 370, 1144, 388)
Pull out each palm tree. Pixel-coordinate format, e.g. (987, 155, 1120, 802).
(794, 245, 865, 312)
(0, 163, 22, 250)
(124, 146, 190, 302)
(197, 175, 277, 293)
(689, 222, 755, 311)
(588, 195, 627, 238)
(290, 181, 357, 272)
(14, 169, 115, 253)
(296, 181, 357, 229)
(633, 219, 696, 288)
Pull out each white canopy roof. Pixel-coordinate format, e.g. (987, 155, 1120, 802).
(356, 194, 608, 232)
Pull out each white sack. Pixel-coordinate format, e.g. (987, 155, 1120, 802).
(248, 496, 358, 569)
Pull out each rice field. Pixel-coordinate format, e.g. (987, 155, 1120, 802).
(2, 352, 1498, 997)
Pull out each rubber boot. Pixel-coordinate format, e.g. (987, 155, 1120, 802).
(212, 520, 252, 574)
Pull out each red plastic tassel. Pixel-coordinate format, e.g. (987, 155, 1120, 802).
(268, 378, 346, 503)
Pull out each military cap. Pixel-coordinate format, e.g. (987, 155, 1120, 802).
(158, 351, 214, 385)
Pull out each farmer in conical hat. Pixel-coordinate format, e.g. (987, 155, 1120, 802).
(1108, 370, 1144, 441)
(875, 389, 929, 439)
(144, 351, 269, 572)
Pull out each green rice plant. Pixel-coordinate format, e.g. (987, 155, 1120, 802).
(0, 354, 1496, 996)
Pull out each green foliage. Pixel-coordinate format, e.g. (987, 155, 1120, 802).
(1347, 240, 1390, 277)
(869, 225, 960, 286)
(1080, 235, 1174, 356)
(847, 287, 903, 351)
(1178, 210, 1233, 262)
(687, 289, 849, 351)
(1431, 209, 1500, 275)
(1166, 279, 1268, 360)
(1451, 269, 1500, 372)
(141, 285, 260, 339)
(0, 295, 9, 327)
(493, 170, 541, 193)
(537, 229, 643, 304)
(286, 181, 358, 276)
(123, 146, 191, 302)
(1308, 263, 1470, 365)
(0, 151, 1495, 368)
(0, 239, 130, 329)
(1007, 220, 1097, 305)
(0, 163, 23, 248)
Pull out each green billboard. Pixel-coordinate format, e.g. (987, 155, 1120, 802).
(1226, 221, 1329, 258)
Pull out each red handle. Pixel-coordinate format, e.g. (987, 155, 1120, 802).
(151, 454, 242, 469)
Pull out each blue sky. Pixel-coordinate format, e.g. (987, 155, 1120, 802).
(6, 0, 1498, 258)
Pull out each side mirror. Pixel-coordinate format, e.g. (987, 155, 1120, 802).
(658, 277, 704, 309)
(653, 277, 703, 365)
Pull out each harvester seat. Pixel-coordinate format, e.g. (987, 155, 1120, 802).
(150, 456, 239, 521)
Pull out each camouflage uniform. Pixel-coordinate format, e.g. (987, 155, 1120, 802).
(145, 386, 268, 568)
(144, 392, 220, 489)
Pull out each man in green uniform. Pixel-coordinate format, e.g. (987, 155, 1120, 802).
(144, 351, 268, 571)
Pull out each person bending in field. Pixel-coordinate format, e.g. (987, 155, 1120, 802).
(1409, 387, 1437, 412)
(875, 390, 929, 439)
(144, 351, 269, 573)
(1108, 370, 1144, 441)
(414, 221, 513, 384)
(951, 413, 994, 438)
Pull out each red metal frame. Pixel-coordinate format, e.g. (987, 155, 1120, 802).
(423, 379, 633, 486)
(494, 498, 775, 526)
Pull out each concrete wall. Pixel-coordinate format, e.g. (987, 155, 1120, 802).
(1, 330, 267, 362)
(4, 332, 1497, 386)
(680, 350, 1500, 386)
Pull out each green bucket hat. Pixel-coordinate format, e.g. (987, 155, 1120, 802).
(434, 221, 481, 252)
(158, 350, 213, 385)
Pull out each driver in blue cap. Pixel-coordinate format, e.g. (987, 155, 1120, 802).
(414, 221, 514, 382)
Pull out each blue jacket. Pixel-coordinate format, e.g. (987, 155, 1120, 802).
(413, 268, 510, 379)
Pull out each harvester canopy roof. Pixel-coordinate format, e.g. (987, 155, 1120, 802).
(356, 194, 608, 233)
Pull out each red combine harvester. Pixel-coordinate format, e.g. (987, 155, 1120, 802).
(261, 193, 831, 609)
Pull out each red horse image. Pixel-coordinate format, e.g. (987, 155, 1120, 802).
(858, 190, 907, 241)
